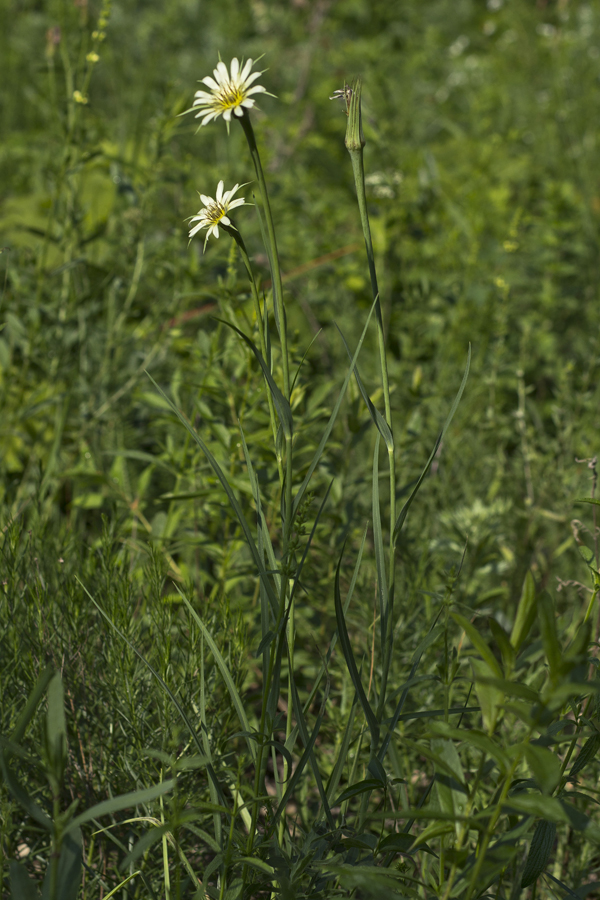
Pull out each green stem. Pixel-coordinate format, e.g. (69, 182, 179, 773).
(464, 739, 530, 900)
(225, 225, 283, 487)
(239, 112, 290, 402)
(348, 144, 396, 710)
(238, 116, 295, 817)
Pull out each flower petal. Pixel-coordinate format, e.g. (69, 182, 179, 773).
(230, 57, 239, 79)
(189, 221, 206, 237)
(244, 70, 263, 87)
(216, 181, 224, 203)
(240, 58, 253, 81)
(201, 76, 219, 91)
(214, 61, 229, 84)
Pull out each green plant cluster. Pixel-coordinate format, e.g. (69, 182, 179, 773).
(2, 0, 600, 898)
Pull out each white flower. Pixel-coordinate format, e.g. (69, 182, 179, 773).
(188, 181, 247, 247)
(193, 57, 267, 126)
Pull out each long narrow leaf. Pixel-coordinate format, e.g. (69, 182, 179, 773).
(287, 663, 335, 830)
(326, 691, 359, 806)
(289, 480, 333, 604)
(145, 374, 280, 616)
(214, 317, 292, 439)
(301, 525, 368, 715)
(372, 433, 389, 653)
(293, 296, 378, 518)
(176, 586, 256, 762)
(334, 548, 379, 747)
(336, 324, 393, 452)
(393, 345, 470, 543)
(10, 666, 54, 747)
(66, 782, 175, 834)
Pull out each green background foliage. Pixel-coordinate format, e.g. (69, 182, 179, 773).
(2, 0, 600, 897)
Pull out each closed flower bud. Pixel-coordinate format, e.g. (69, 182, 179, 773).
(345, 77, 365, 152)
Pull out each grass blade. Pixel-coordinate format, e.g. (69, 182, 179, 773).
(175, 585, 256, 762)
(214, 317, 292, 439)
(334, 547, 379, 748)
(393, 345, 470, 544)
(292, 296, 378, 518)
(336, 324, 393, 452)
(146, 373, 280, 616)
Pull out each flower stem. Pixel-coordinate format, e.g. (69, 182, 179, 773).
(239, 112, 290, 401)
(346, 82, 396, 711)
(237, 114, 296, 855)
(224, 225, 284, 486)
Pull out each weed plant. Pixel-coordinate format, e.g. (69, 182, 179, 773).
(2, 1, 600, 898)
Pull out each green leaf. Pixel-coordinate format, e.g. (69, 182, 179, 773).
(569, 732, 600, 780)
(503, 794, 568, 823)
(268, 690, 329, 834)
(45, 673, 67, 777)
(9, 861, 40, 900)
(0, 759, 52, 831)
(324, 863, 411, 900)
(474, 676, 539, 704)
(119, 823, 170, 871)
(521, 819, 556, 887)
(101, 872, 142, 900)
(145, 376, 280, 618)
(431, 738, 467, 837)
(510, 571, 537, 652)
(428, 723, 510, 772)
(372, 433, 389, 661)
(451, 613, 502, 678)
(333, 548, 379, 747)
(471, 659, 503, 734)
(66, 780, 175, 834)
(537, 591, 561, 681)
(325, 691, 358, 807)
(334, 778, 385, 805)
(232, 857, 275, 876)
(378, 832, 422, 854)
(9, 666, 54, 748)
(176, 587, 256, 762)
(393, 345, 470, 544)
(489, 618, 515, 676)
(213, 317, 292, 440)
(292, 296, 378, 518)
(524, 744, 561, 795)
(336, 324, 393, 451)
(41, 828, 82, 900)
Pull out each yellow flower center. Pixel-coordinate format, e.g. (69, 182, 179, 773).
(219, 85, 245, 109)
(206, 202, 227, 224)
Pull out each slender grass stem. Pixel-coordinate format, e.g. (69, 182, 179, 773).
(346, 79, 396, 713)
(464, 739, 530, 900)
(224, 225, 283, 486)
(239, 112, 290, 402)
(238, 114, 296, 842)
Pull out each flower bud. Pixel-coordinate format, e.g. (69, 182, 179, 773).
(345, 77, 365, 152)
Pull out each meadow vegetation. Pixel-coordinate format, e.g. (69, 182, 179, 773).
(2, 0, 600, 897)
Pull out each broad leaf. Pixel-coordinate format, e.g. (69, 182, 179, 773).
(521, 819, 556, 887)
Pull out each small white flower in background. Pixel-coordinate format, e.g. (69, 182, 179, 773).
(188, 181, 247, 248)
(193, 58, 267, 126)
